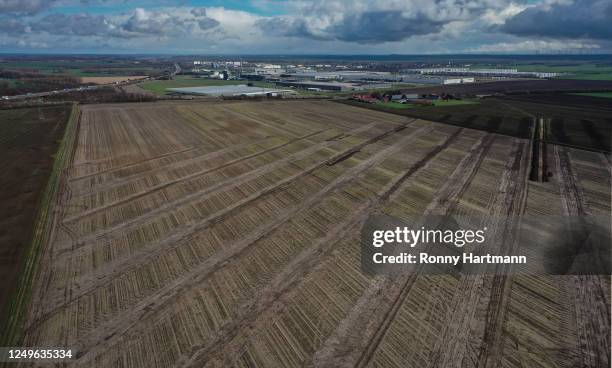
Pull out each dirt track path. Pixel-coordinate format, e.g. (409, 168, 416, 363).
(301, 131, 506, 368)
(70, 146, 200, 181)
(552, 145, 610, 368)
(427, 138, 529, 368)
(25, 108, 82, 329)
(346, 132, 496, 368)
(306, 126, 466, 368)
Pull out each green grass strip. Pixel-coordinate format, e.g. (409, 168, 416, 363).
(570, 92, 612, 99)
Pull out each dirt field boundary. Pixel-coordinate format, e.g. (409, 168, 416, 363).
(0, 103, 80, 348)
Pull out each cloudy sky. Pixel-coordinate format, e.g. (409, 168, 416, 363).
(0, 0, 611, 54)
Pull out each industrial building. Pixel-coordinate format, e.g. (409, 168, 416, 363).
(276, 81, 365, 91)
(167, 85, 294, 97)
(409, 68, 560, 79)
(287, 71, 393, 81)
(398, 76, 448, 85)
(443, 77, 475, 85)
(288, 72, 476, 85)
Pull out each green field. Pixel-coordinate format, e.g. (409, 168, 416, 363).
(570, 92, 612, 99)
(515, 63, 612, 81)
(0, 78, 17, 87)
(377, 99, 479, 109)
(0, 60, 158, 77)
(432, 99, 480, 106)
(139, 76, 276, 96)
(377, 102, 415, 109)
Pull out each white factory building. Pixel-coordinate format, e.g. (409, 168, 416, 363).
(167, 85, 295, 97)
(443, 77, 476, 85)
(411, 68, 560, 79)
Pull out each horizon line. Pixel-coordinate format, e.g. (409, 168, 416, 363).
(1, 52, 612, 57)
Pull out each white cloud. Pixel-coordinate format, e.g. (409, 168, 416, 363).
(2, 1, 611, 53)
(255, 0, 498, 44)
(205, 7, 261, 36)
(17, 39, 48, 48)
(470, 39, 601, 52)
(28, 7, 221, 39)
(482, 2, 532, 25)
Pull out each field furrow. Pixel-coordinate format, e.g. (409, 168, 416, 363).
(19, 99, 610, 368)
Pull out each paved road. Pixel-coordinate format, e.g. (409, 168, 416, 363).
(173, 63, 181, 77)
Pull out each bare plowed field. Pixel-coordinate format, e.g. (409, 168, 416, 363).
(340, 93, 612, 153)
(18, 100, 610, 367)
(80, 76, 148, 84)
(0, 105, 71, 337)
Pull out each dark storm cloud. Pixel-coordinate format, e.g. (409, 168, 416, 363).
(327, 11, 445, 43)
(256, 17, 327, 40)
(257, 11, 445, 43)
(0, 17, 26, 34)
(190, 8, 207, 17)
(122, 11, 176, 35)
(190, 7, 220, 30)
(198, 17, 220, 30)
(254, 0, 498, 44)
(122, 7, 218, 36)
(26, 7, 219, 39)
(31, 13, 114, 36)
(502, 0, 612, 40)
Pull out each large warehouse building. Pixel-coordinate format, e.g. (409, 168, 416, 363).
(410, 68, 561, 78)
(275, 80, 366, 91)
(167, 85, 294, 97)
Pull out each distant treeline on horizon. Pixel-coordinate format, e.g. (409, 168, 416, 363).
(1, 53, 612, 62)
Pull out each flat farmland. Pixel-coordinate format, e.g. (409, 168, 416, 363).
(80, 76, 148, 85)
(0, 105, 72, 342)
(340, 93, 612, 153)
(18, 100, 610, 368)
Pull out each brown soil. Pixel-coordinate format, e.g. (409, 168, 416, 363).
(16, 100, 611, 368)
(80, 76, 148, 84)
(0, 105, 70, 327)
